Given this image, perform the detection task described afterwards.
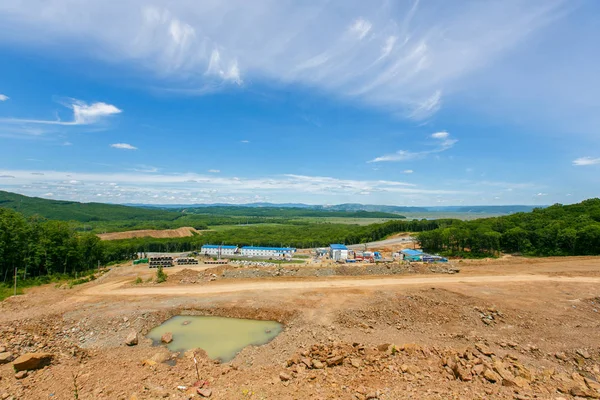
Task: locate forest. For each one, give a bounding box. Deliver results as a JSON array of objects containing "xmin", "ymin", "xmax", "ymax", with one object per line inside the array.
[{"xmin": 417, "ymin": 199, "xmax": 600, "ymax": 257}]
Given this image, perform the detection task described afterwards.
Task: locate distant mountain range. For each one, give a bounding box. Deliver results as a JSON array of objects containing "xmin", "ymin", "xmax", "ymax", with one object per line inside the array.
[{"xmin": 130, "ymin": 202, "xmax": 542, "ymax": 214}]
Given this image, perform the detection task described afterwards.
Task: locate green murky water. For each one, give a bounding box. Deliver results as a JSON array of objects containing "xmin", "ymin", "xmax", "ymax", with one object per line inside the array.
[{"xmin": 147, "ymin": 316, "xmax": 283, "ymax": 362}]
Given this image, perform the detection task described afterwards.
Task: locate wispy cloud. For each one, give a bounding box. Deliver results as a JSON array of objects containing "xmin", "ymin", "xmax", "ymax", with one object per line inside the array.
[
  {"xmin": 0, "ymin": 94, "xmax": 9, "ymax": 101},
  {"xmin": 208, "ymin": 169, "xmax": 220, "ymax": 173},
  {"xmin": 573, "ymin": 156, "xmax": 600, "ymax": 166},
  {"xmin": 0, "ymin": 169, "xmax": 469, "ymax": 204},
  {"xmin": 403, "ymin": 170, "xmax": 414, "ymax": 174},
  {"xmin": 0, "ymin": 99, "xmax": 121, "ymax": 126},
  {"xmin": 110, "ymin": 143, "xmax": 138, "ymax": 150},
  {"xmin": 369, "ymin": 131, "xmax": 457, "ymax": 162},
  {"xmin": 240, "ymin": 140, "xmax": 250, "ymax": 143},
  {"xmin": 349, "ymin": 18, "xmax": 372, "ymax": 40},
  {"xmin": 0, "ymin": 1, "xmax": 569, "ymax": 120}
]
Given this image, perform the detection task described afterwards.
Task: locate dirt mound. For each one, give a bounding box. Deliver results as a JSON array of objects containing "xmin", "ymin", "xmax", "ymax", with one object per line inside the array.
[{"xmin": 98, "ymin": 227, "xmax": 199, "ymax": 240}]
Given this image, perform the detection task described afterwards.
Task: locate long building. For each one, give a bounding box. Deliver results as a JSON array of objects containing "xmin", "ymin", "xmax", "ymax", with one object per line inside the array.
[
  {"xmin": 240, "ymin": 246, "xmax": 296, "ymax": 257},
  {"xmin": 201, "ymin": 245, "xmax": 238, "ymax": 257}
]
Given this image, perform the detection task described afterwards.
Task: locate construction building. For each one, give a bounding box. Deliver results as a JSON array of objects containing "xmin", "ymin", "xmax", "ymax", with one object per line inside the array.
[
  {"xmin": 201, "ymin": 245, "xmax": 238, "ymax": 257},
  {"xmin": 240, "ymin": 246, "xmax": 296, "ymax": 258},
  {"xmin": 329, "ymin": 244, "xmax": 349, "ymax": 261}
]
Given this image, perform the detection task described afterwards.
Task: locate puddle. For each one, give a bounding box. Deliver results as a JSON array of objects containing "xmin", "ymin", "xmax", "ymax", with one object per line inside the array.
[{"xmin": 147, "ymin": 315, "xmax": 283, "ymax": 362}]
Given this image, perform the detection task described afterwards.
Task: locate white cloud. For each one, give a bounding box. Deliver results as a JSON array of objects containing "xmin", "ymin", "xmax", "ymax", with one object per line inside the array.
[
  {"xmin": 63, "ymin": 141, "xmax": 72, "ymax": 146},
  {"xmin": 0, "ymin": 94, "xmax": 9, "ymax": 101},
  {"xmin": 208, "ymin": 169, "xmax": 220, "ymax": 173},
  {"xmin": 430, "ymin": 131, "xmax": 448, "ymax": 139},
  {"xmin": 131, "ymin": 165, "xmax": 159, "ymax": 173},
  {"xmin": 0, "ymin": 99, "xmax": 121, "ymax": 126},
  {"xmin": 403, "ymin": 169, "xmax": 414, "ymax": 174},
  {"xmin": 110, "ymin": 143, "xmax": 137, "ymax": 150},
  {"xmin": 240, "ymin": 140, "xmax": 250, "ymax": 143},
  {"xmin": 573, "ymin": 157, "xmax": 600, "ymax": 166},
  {"xmin": 349, "ymin": 18, "xmax": 372, "ymax": 40},
  {"xmin": 536, "ymin": 192, "xmax": 548, "ymax": 196},
  {"xmin": 0, "ymin": 1, "xmax": 569, "ymax": 121},
  {"xmin": 369, "ymin": 131, "xmax": 457, "ymax": 162}
]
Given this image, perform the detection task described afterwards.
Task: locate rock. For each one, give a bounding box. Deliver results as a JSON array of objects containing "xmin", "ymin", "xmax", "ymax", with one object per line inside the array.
[
  {"xmin": 15, "ymin": 371, "xmax": 28, "ymax": 379},
  {"xmin": 0, "ymin": 352, "xmax": 13, "ymax": 364},
  {"xmin": 585, "ymin": 377, "xmax": 600, "ymax": 392},
  {"xmin": 577, "ymin": 349, "xmax": 591, "ymax": 360},
  {"xmin": 484, "ymin": 369, "xmax": 501, "ymax": 383},
  {"xmin": 475, "ymin": 343, "xmax": 494, "ymax": 356},
  {"xmin": 301, "ymin": 358, "xmax": 312, "ymax": 368},
  {"xmin": 326, "ymin": 355, "xmax": 344, "ymax": 367},
  {"xmin": 125, "ymin": 331, "xmax": 138, "ymax": 346},
  {"xmin": 351, "ymin": 358, "xmax": 361, "ymax": 368},
  {"xmin": 142, "ymin": 359, "xmax": 157, "ymax": 367},
  {"xmin": 161, "ymin": 332, "xmax": 173, "ymax": 344},
  {"xmin": 312, "ymin": 360, "xmax": 324, "ymax": 369},
  {"xmin": 555, "ymin": 352, "xmax": 569, "ymax": 361},
  {"xmin": 472, "ymin": 364, "xmax": 485, "ymax": 376},
  {"xmin": 197, "ymin": 388, "xmax": 212, "ymax": 398},
  {"xmin": 1, "ymin": 393, "xmax": 10, "ymax": 400},
  {"xmin": 377, "ymin": 343, "xmax": 391, "ymax": 352},
  {"xmin": 401, "ymin": 364, "xmax": 420, "ymax": 375},
  {"xmin": 570, "ymin": 385, "xmax": 599, "ymax": 399},
  {"xmin": 12, "ymin": 353, "xmax": 53, "ymax": 371},
  {"xmin": 452, "ymin": 364, "xmax": 472, "ymax": 382},
  {"xmin": 366, "ymin": 392, "xmax": 378, "ymax": 399},
  {"xmin": 279, "ymin": 372, "xmax": 291, "ymax": 381}
]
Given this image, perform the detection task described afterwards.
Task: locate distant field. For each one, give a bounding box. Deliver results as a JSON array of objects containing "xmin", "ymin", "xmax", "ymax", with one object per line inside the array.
[{"xmin": 98, "ymin": 227, "xmax": 200, "ymax": 240}]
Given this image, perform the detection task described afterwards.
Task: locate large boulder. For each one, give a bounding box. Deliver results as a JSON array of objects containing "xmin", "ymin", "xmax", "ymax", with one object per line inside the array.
[
  {"xmin": 12, "ymin": 353, "xmax": 53, "ymax": 371},
  {"xmin": 125, "ymin": 331, "xmax": 138, "ymax": 346}
]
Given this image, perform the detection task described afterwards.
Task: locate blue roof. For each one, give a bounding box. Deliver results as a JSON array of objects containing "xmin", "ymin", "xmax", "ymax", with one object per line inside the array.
[
  {"xmin": 330, "ymin": 244, "xmax": 348, "ymax": 250},
  {"xmin": 201, "ymin": 245, "xmax": 238, "ymax": 249},
  {"xmin": 242, "ymin": 246, "xmax": 296, "ymax": 251},
  {"xmin": 401, "ymin": 249, "xmax": 423, "ymax": 256}
]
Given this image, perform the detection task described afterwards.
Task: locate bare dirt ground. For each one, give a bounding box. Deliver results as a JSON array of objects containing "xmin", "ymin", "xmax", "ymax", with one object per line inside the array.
[
  {"xmin": 98, "ymin": 227, "xmax": 200, "ymax": 240},
  {"xmin": 1, "ymin": 256, "xmax": 600, "ymax": 400}
]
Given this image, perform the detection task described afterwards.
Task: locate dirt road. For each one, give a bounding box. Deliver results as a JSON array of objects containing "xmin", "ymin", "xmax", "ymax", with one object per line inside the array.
[{"xmin": 82, "ymin": 273, "xmax": 600, "ymax": 297}]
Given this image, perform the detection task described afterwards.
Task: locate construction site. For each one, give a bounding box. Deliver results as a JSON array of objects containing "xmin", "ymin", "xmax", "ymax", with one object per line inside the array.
[{"xmin": 1, "ymin": 238, "xmax": 599, "ymax": 399}]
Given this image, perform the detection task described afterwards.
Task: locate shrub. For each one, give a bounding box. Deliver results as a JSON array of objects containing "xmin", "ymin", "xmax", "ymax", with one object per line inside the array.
[
  {"xmin": 134, "ymin": 277, "xmax": 143, "ymax": 284},
  {"xmin": 155, "ymin": 266, "xmax": 167, "ymax": 283}
]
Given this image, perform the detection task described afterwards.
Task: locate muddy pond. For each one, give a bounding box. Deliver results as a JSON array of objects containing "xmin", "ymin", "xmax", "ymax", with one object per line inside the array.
[{"xmin": 147, "ymin": 315, "xmax": 283, "ymax": 362}]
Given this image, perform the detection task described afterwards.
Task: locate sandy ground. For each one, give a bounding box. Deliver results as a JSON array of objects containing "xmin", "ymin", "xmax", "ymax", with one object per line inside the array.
[
  {"xmin": 1, "ymin": 256, "xmax": 600, "ymax": 399},
  {"xmin": 98, "ymin": 227, "xmax": 200, "ymax": 240}
]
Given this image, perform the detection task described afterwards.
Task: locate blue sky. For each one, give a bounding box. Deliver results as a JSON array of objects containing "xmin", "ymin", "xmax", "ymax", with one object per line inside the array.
[{"xmin": 0, "ymin": 0, "xmax": 599, "ymax": 206}]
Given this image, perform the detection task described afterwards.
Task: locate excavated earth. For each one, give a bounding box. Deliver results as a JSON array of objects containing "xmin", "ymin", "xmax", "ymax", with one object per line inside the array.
[{"xmin": 0, "ymin": 256, "xmax": 599, "ymax": 399}]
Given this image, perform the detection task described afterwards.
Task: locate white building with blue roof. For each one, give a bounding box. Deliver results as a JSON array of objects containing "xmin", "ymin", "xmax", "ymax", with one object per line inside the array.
[
  {"xmin": 240, "ymin": 246, "xmax": 296, "ymax": 258},
  {"xmin": 329, "ymin": 244, "xmax": 349, "ymax": 261},
  {"xmin": 201, "ymin": 245, "xmax": 238, "ymax": 257}
]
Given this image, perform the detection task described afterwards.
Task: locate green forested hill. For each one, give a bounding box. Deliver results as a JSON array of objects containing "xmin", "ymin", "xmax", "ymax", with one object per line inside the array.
[
  {"xmin": 0, "ymin": 191, "xmax": 180, "ymax": 222},
  {"xmin": 418, "ymin": 199, "xmax": 600, "ymax": 256}
]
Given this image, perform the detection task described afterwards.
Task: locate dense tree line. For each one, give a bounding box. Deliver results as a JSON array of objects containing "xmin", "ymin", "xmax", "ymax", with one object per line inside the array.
[
  {"xmin": 417, "ymin": 199, "xmax": 600, "ymax": 257},
  {"xmin": 0, "ymin": 208, "xmax": 104, "ymax": 282}
]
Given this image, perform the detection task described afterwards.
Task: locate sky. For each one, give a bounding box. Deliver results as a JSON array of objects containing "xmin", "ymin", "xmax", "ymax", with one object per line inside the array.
[{"xmin": 0, "ymin": 0, "xmax": 599, "ymax": 206}]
